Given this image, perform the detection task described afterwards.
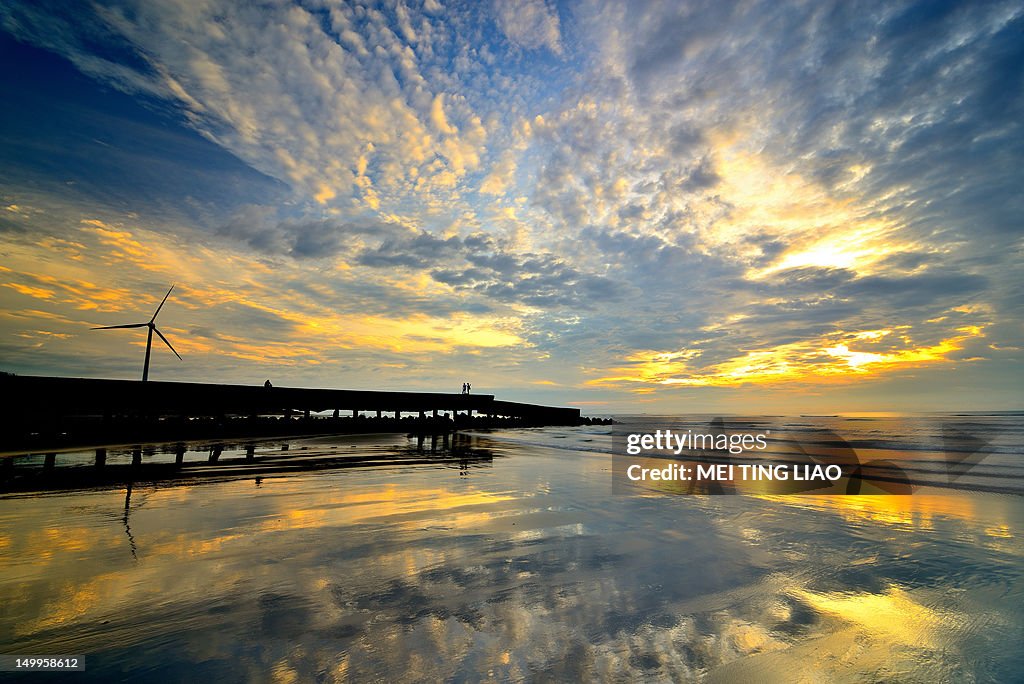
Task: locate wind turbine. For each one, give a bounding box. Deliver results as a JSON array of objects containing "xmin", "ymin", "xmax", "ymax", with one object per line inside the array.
[{"xmin": 92, "ymin": 285, "xmax": 182, "ymax": 381}]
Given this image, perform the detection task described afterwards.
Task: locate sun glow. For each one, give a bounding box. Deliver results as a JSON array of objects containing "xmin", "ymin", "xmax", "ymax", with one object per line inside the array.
[
  {"xmin": 704, "ymin": 142, "xmax": 915, "ymax": 279},
  {"xmin": 590, "ymin": 325, "xmax": 985, "ymax": 389}
]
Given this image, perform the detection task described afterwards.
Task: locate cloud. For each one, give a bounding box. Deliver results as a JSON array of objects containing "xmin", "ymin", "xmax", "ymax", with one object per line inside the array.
[
  {"xmin": 430, "ymin": 93, "xmax": 458, "ymax": 136},
  {"xmin": 1, "ymin": 0, "xmax": 510, "ymax": 219},
  {"xmin": 0, "ymin": 0, "xmax": 1021, "ymax": 409},
  {"xmin": 494, "ymin": 0, "xmax": 564, "ymax": 54}
]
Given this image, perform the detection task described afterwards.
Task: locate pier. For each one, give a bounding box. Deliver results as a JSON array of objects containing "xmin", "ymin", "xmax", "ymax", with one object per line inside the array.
[{"xmin": 0, "ymin": 374, "xmax": 585, "ymax": 458}]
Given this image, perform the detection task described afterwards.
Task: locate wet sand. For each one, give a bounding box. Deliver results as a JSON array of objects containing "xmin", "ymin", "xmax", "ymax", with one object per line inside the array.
[{"xmin": 0, "ymin": 425, "xmax": 1022, "ymax": 681}]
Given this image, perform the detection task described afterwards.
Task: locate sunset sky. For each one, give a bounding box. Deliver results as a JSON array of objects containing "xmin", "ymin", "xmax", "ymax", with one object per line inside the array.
[{"xmin": 1, "ymin": 0, "xmax": 1021, "ymax": 413}]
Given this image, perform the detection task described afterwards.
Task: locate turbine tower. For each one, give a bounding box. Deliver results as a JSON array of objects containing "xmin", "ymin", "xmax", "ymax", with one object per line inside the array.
[{"xmin": 92, "ymin": 285, "xmax": 182, "ymax": 381}]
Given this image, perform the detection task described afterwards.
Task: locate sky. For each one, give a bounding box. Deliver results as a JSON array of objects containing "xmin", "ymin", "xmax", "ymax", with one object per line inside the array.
[{"xmin": 0, "ymin": 0, "xmax": 1021, "ymax": 414}]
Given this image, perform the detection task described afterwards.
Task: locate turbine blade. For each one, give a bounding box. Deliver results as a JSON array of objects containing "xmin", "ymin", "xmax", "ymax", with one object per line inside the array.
[
  {"xmin": 154, "ymin": 327, "xmax": 182, "ymax": 360},
  {"xmin": 91, "ymin": 323, "xmax": 147, "ymax": 330},
  {"xmin": 150, "ymin": 284, "xmax": 174, "ymax": 322}
]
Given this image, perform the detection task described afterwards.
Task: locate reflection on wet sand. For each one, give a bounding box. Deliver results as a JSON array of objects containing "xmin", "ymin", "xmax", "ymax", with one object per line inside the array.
[
  {"xmin": 762, "ymin": 491, "xmax": 999, "ymax": 527},
  {"xmin": 0, "ymin": 429, "xmax": 1021, "ymax": 682},
  {"xmin": 1, "ymin": 432, "xmax": 494, "ymax": 495}
]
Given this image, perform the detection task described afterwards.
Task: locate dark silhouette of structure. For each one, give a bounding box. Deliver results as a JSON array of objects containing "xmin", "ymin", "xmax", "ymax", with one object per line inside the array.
[
  {"xmin": 0, "ymin": 374, "xmax": 588, "ymax": 455},
  {"xmin": 91, "ymin": 285, "xmax": 181, "ymax": 381}
]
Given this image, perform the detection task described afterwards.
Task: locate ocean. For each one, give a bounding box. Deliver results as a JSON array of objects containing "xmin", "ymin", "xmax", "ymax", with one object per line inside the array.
[{"xmin": 1, "ymin": 413, "xmax": 1022, "ymax": 681}]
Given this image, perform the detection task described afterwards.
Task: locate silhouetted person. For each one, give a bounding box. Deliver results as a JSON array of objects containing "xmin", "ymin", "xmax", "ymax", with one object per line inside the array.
[
  {"xmin": 462, "ymin": 382, "xmax": 467, "ymax": 394},
  {"xmin": 264, "ymin": 379, "xmax": 272, "ymax": 388},
  {"xmin": 467, "ymin": 383, "xmax": 471, "ymax": 394}
]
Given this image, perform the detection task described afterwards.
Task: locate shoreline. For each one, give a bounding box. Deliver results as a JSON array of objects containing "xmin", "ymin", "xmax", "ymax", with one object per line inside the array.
[
  {"xmin": 0, "ymin": 431, "xmax": 497, "ymax": 495},
  {"xmin": 0, "ymin": 429, "xmax": 413, "ymax": 459},
  {"xmin": 1, "ymin": 413, "xmax": 612, "ymax": 457}
]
